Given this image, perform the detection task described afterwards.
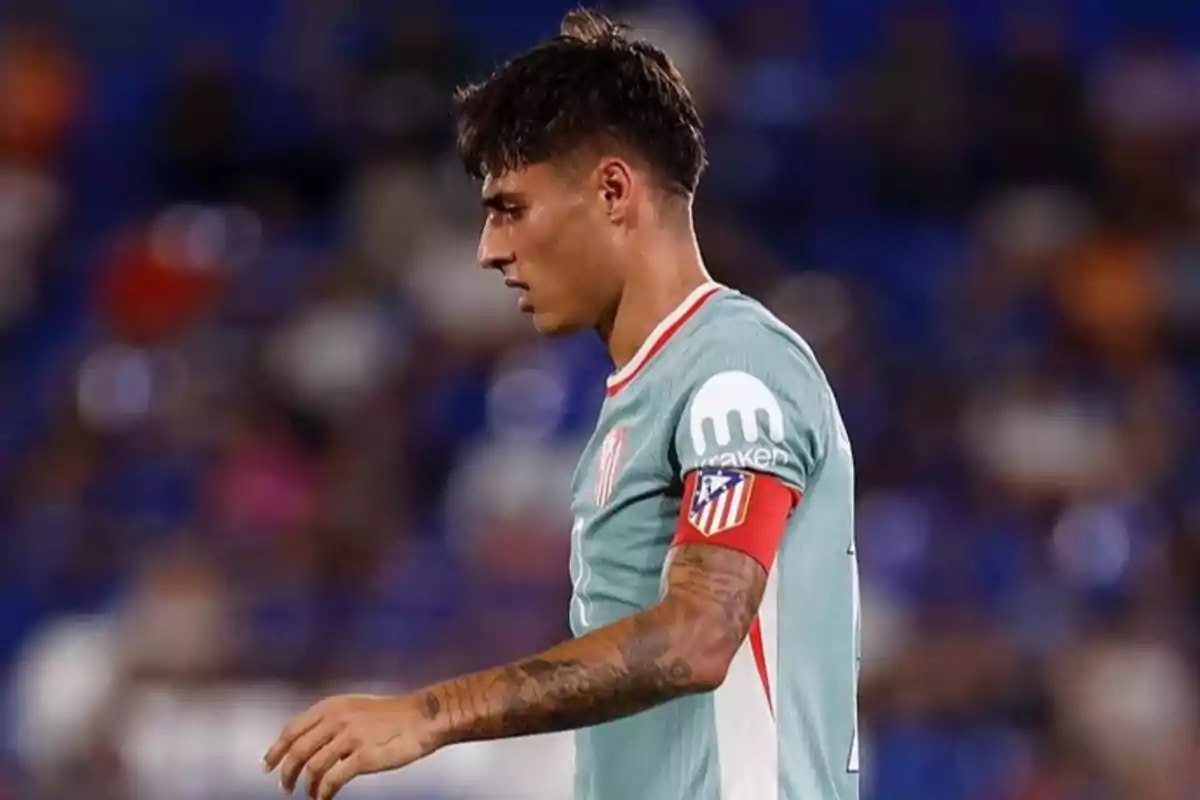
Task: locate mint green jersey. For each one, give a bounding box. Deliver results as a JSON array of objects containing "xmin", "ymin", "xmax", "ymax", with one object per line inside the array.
[{"xmin": 569, "ymin": 283, "xmax": 860, "ymax": 800}]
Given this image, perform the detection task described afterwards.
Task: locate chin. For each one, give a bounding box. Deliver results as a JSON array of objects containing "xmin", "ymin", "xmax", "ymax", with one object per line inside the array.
[{"xmin": 530, "ymin": 309, "xmax": 587, "ymax": 336}]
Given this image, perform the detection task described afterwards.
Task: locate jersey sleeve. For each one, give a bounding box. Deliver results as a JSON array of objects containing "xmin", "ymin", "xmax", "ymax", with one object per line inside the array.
[
  {"xmin": 672, "ymin": 326, "xmax": 827, "ymax": 492},
  {"xmin": 669, "ymin": 326, "xmax": 829, "ymax": 570}
]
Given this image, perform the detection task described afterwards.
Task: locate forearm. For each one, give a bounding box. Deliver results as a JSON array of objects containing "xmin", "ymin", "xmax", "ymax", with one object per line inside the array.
[
  {"xmin": 261, "ymin": 547, "xmax": 768, "ymax": 798},
  {"xmin": 422, "ymin": 601, "xmax": 721, "ymax": 745}
]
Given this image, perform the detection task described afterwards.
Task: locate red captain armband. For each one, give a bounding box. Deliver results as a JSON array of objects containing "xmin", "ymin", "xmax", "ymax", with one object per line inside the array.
[{"xmin": 672, "ymin": 468, "xmax": 801, "ymax": 572}]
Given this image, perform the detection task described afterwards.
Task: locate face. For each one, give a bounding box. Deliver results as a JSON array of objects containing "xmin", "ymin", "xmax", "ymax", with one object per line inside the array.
[{"xmin": 477, "ymin": 160, "xmax": 628, "ymax": 335}]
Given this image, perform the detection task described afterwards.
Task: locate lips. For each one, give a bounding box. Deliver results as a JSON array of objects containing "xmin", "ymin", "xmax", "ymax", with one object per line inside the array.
[{"xmin": 504, "ymin": 277, "xmax": 533, "ymax": 312}]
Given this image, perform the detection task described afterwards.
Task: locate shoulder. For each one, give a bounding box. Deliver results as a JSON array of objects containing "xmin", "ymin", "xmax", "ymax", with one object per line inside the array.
[
  {"xmin": 666, "ymin": 290, "xmax": 834, "ymax": 484},
  {"xmin": 676, "ymin": 289, "xmax": 831, "ymax": 399}
]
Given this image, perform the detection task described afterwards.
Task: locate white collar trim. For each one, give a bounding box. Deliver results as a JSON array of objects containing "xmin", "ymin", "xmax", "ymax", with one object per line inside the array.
[{"xmin": 606, "ymin": 281, "xmax": 723, "ymax": 388}]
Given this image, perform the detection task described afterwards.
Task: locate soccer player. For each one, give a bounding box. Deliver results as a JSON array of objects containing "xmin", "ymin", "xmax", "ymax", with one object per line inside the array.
[{"xmin": 263, "ymin": 9, "xmax": 859, "ymax": 800}]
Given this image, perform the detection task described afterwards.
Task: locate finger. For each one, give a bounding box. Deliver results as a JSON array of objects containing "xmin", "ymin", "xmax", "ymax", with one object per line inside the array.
[
  {"xmin": 279, "ymin": 724, "xmax": 337, "ymax": 794},
  {"xmin": 306, "ymin": 736, "xmax": 356, "ymax": 800},
  {"xmin": 264, "ymin": 708, "xmax": 323, "ymax": 771},
  {"xmin": 317, "ymin": 755, "xmax": 361, "ymax": 800}
]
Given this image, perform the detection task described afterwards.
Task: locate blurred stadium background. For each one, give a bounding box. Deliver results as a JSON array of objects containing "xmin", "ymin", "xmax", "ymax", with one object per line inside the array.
[{"xmin": 1, "ymin": 0, "xmax": 1199, "ymax": 798}]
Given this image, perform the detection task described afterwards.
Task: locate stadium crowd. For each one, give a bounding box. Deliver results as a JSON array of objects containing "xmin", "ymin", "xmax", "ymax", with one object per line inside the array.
[{"xmin": 1, "ymin": 1, "xmax": 1199, "ymax": 798}]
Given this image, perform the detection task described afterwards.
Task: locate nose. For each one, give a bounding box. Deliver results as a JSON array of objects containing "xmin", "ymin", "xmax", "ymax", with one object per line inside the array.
[
  {"xmin": 477, "ymin": 226, "xmax": 515, "ymax": 273},
  {"xmin": 481, "ymin": 251, "xmax": 515, "ymax": 273}
]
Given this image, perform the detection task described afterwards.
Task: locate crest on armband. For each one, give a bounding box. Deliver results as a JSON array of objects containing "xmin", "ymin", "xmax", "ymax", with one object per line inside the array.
[{"xmin": 688, "ymin": 467, "xmax": 756, "ymax": 536}]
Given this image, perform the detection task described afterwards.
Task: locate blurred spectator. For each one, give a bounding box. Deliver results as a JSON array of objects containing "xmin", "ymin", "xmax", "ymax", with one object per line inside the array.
[
  {"xmin": 96, "ymin": 205, "xmax": 262, "ymax": 344},
  {"xmin": 1091, "ymin": 32, "xmax": 1199, "ymax": 233},
  {"xmin": 266, "ymin": 268, "xmax": 399, "ymax": 421},
  {"xmin": 0, "ymin": 21, "xmax": 76, "ymax": 341},
  {"xmin": 0, "ymin": 166, "xmax": 61, "ymax": 338},
  {"xmin": 859, "ymin": 3, "xmax": 972, "ymax": 217},
  {"xmin": 153, "ymin": 52, "xmax": 242, "ymax": 203},
  {"xmin": 0, "ymin": 22, "xmax": 80, "ymax": 167},
  {"xmin": 208, "ymin": 396, "xmax": 321, "ymax": 542},
  {"xmin": 356, "ymin": 10, "xmax": 472, "ymax": 160},
  {"xmin": 1053, "ymin": 226, "xmax": 1163, "ymax": 368},
  {"xmin": 1053, "ymin": 627, "xmax": 1197, "ymax": 797},
  {"xmin": 975, "ymin": 11, "xmax": 1099, "ymax": 196},
  {"xmin": 117, "ymin": 543, "xmax": 236, "ymax": 681}
]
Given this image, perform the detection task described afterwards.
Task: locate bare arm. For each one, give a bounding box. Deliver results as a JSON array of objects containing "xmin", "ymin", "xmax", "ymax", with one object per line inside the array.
[
  {"xmin": 424, "ymin": 543, "xmax": 766, "ymax": 745},
  {"xmin": 264, "ymin": 539, "xmax": 782, "ymax": 799}
]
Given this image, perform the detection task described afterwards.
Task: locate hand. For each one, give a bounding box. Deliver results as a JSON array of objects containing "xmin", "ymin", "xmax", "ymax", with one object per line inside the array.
[{"xmin": 262, "ymin": 693, "xmax": 445, "ymax": 800}]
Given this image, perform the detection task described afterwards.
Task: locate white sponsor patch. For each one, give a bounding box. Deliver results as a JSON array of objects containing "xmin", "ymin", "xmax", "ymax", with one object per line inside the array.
[{"xmin": 689, "ymin": 371, "xmax": 785, "ymax": 456}]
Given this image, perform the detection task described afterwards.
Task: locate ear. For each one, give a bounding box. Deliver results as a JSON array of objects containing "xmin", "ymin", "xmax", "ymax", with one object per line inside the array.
[{"xmin": 596, "ymin": 157, "xmax": 635, "ymax": 223}]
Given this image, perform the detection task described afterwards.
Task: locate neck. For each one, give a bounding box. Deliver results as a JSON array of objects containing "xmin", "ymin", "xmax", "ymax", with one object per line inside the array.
[{"xmin": 600, "ymin": 222, "xmax": 710, "ymax": 374}]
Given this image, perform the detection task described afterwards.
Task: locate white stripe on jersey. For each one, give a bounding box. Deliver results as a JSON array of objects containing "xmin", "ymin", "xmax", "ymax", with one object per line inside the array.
[
  {"xmin": 761, "ymin": 565, "xmax": 780, "ymax": 715},
  {"xmin": 713, "ymin": 567, "xmax": 779, "ymax": 800}
]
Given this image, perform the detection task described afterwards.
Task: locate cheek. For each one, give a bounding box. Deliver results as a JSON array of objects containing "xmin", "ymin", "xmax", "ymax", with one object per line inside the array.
[
  {"xmin": 549, "ymin": 241, "xmax": 598, "ymax": 296},
  {"xmin": 526, "ymin": 222, "xmax": 578, "ymax": 280},
  {"xmin": 519, "ymin": 211, "xmax": 561, "ymax": 263},
  {"xmin": 525, "ymin": 204, "xmax": 608, "ymax": 298}
]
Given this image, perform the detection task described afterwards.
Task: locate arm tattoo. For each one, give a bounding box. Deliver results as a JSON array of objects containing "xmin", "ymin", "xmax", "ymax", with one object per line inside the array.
[
  {"xmin": 421, "ymin": 691, "xmax": 441, "ymax": 721},
  {"xmin": 428, "ymin": 545, "xmax": 766, "ymax": 744},
  {"xmin": 665, "ymin": 546, "xmax": 763, "ymax": 656}
]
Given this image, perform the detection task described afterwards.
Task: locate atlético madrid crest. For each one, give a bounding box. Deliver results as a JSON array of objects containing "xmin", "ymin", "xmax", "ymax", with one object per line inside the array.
[
  {"xmin": 689, "ymin": 468, "xmax": 756, "ymax": 536},
  {"xmin": 594, "ymin": 426, "xmax": 627, "ymax": 507}
]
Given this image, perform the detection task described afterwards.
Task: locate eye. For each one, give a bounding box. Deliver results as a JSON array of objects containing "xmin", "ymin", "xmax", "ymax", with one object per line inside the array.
[
  {"xmin": 483, "ymin": 195, "xmax": 527, "ymax": 224},
  {"xmin": 500, "ymin": 204, "xmax": 526, "ymax": 222}
]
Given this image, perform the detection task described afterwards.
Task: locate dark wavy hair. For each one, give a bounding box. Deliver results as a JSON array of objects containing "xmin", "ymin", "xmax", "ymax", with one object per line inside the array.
[{"xmin": 453, "ymin": 8, "xmax": 707, "ymax": 196}]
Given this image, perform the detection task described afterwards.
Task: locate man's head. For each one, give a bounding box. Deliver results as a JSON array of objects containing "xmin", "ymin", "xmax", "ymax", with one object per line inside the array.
[{"xmin": 454, "ymin": 9, "xmax": 707, "ymax": 334}]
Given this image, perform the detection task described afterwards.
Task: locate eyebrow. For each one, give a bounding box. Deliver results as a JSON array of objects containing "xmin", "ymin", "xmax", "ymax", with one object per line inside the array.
[{"xmin": 481, "ymin": 191, "xmax": 520, "ymax": 211}]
